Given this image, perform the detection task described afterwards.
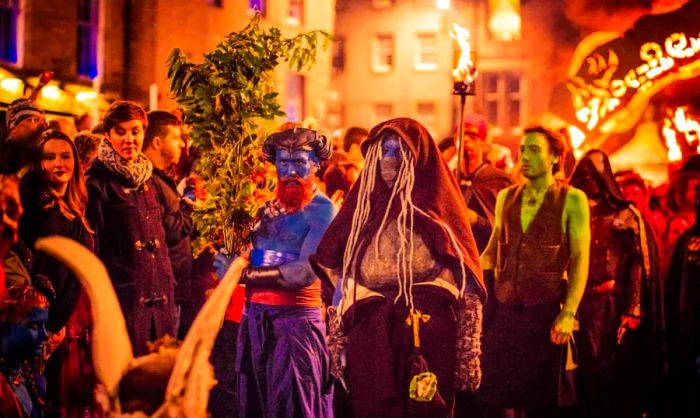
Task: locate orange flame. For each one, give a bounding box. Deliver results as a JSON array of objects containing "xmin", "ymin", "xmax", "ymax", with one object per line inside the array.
[
  {"xmin": 662, "ymin": 107, "xmax": 700, "ymax": 162},
  {"xmin": 451, "ymin": 24, "xmax": 477, "ymax": 84}
]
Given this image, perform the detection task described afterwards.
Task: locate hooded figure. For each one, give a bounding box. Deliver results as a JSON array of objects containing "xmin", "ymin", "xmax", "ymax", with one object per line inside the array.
[
  {"xmin": 312, "ymin": 118, "xmax": 485, "ymax": 418},
  {"xmin": 665, "ymin": 183, "xmax": 700, "ymax": 418},
  {"xmin": 569, "ymin": 149, "xmax": 664, "ymax": 418}
]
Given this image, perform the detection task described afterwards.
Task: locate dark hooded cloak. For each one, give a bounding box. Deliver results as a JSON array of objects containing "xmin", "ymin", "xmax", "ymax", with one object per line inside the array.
[{"xmin": 313, "ymin": 118, "xmax": 485, "ymax": 299}]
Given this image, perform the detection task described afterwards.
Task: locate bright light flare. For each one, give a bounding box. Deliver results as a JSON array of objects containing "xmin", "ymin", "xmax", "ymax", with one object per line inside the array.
[
  {"xmin": 436, "ymin": 0, "xmax": 451, "ymax": 10},
  {"xmin": 488, "ymin": 0, "xmax": 521, "ymax": 42},
  {"xmin": 41, "ymin": 85, "xmax": 62, "ymax": 101},
  {"xmin": 568, "ymin": 125, "xmax": 586, "ymax": 149},
  {"xmin": 451, "ymin": 24, "xmax": 477, "ymax": 84},
  {"xmin": 0, "ymin": 78, "xmax": 23, "ymax": 95},
  {"xmin": 76, "ymin": 91, "xmax": 98, "ymax": 102}
]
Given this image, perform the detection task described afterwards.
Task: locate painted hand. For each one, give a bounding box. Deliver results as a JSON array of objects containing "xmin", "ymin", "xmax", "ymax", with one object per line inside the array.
[
  {"xmin": 213, "ymin": 251, "xmax": 233, "ymax": 280},
  {"xmin": 616, "ymin": 315, "xmax": 641, "ymax": 345},
  {"xmin": 550, "ymin": 310, "xmax": 575, "ymax": 345}
]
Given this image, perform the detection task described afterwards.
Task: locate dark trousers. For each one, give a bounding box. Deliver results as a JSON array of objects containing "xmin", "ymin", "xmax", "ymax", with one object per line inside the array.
[{"xmin": 209, "ymin": 320, "xmax": 240, "ymax": 418}]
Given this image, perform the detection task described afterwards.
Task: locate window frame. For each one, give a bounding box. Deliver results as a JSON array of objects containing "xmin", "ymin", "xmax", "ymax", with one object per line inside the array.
[
  {"xmin": 77, "ymin": 0, "xmax": 99, "ymax": 79},
  {"xmin": 372, "ymin": 34, "xmax": 394, "ymax": 74},
  {"xmin": 287, "ymin": 0, "xmax": 304, "ymax": 26},
  {"xmin": 481, "ymin": 71, "xmax": 524, "ymax": 137},
  {"xmin": 414, "ymin": 33, "xmax": 438, "ymax": 72},
  {"xmin": 0, "ymin": 0, "xmax": 22, "ymax": 65}
]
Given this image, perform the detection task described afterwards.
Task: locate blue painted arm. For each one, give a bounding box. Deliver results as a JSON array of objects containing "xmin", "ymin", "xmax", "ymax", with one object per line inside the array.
[{"xmin": 278, "ymin": 199, "xmax": 336, "ymax": 290}]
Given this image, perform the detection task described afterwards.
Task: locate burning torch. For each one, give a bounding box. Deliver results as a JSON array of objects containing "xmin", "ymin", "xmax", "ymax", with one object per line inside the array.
[{"xmin": 451, "ymin": 24, "xmax": 477, "ymax": 182}]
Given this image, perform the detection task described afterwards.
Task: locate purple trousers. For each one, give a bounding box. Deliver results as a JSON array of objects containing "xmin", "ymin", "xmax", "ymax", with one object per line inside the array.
[{"xmin": 236, "ymin": 303, "xmax": 333, "ymax": 418}]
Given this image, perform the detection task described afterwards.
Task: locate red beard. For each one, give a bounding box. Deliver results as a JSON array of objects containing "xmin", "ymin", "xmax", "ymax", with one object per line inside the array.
[{"xmin": 277, "ymin": 176, "xmax": 314, "ymax": 213}]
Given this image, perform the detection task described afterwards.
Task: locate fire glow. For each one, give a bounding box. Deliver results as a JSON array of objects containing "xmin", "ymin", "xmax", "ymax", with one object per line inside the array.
[
  {"xmin": 451, "ymin": 23, "xmax": 477, "ymax": 94},
  {"xmin": 662, "ymin": 107, "xmax": 700, "ymax": 162},
  {"xmin": 569, "ymin": 31, "xmax": 700, "ymax": 132}
]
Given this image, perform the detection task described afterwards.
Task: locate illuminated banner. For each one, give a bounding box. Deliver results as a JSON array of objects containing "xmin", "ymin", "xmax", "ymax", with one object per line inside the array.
[{"xmin": 550, "ymin": 0, "xmax": 700, "ymax": 141}]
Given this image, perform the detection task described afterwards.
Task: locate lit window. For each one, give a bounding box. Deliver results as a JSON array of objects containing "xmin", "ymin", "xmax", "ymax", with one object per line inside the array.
[
  {"xmin": 373, "ymin": 103, "xmax": 393, "ymax": 125},
  {"xmin": 482, "ymin": 72, "xmax": 523, "ymax": 137},
  {"xmin": 415, "ymin": 33, "xmax": 438, "ymax": 71},
  {"xmin": 372, "ymin": 0, "xmax": 394, "ymax": 9},
  {"xmin": 77, "ymin": 0, "xmax": 99, "ymax": 78},
  {"xmin": 285, "ymin": 73, "xmax": 305, "ymax": 122},
  {"xmin": 372, "ymin": 34, "xmax": 394, "ymax": 74},
  {"xmin": 332, "ymin": 38, "xmax": 345, "ymax": 74},
  {"xmin": 249, "ymin": 0, "xmax": 266, "ymax": 15},
  {"xmin": 288, "ymin": 0, "xmax": 303, "ymax": 25},
  {"xmin": 208, "ymin": 0, "xmax": 223, "ymax": 7},
  {"xmin": 417, "ymin": 102, "xmax": 437, "ymax": 136},
  {"xmin": 0, "ymin": 0, "xmax": 20, "ymax": 64}
]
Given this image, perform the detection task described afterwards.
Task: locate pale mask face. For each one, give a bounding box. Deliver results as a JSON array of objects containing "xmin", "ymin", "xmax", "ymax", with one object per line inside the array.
[{"xmin": 379, "ymin": 131, "xmax": 407, "ymax": 189}]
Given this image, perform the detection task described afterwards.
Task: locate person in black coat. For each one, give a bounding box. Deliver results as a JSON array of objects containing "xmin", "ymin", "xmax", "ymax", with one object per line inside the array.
[
  {"xmin": 85, "ymin": 101, "xmax": 177, "ymax": 356},
  {"xmin": 142, "ymin": 110, "xmax": 194, "ymax": 337},
  {"xmin": 18, "ymin": 129, "xmax": 98, "ymax": 417}
]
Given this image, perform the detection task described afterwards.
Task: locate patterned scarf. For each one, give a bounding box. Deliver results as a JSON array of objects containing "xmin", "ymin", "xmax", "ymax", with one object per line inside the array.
[{"xmin": 97, "ymin": 139, "xmax": 153, "ymax": 187}]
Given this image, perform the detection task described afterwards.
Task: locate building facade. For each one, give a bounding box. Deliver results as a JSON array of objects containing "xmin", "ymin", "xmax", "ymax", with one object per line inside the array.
[
  {"xmin": 0, "ymin": 0, "xmax": 336, "ymax": 128},
  {"xmin": 331, "ymin": 0, "xmax": 579, "ymax": 148}
]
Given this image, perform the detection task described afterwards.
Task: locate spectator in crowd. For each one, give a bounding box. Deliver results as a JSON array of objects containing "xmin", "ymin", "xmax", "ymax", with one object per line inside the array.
[
  {"xmin": 47, "ymin": 118, "xmax": 77, "ymax": 140},
  {"xmin": 18, "ymin": 129, "xmax": 99, "ymax": 417},
  {"xmin": 85, "ymin": 100, "xmax": 178, "ymax": 355},
  {"xmin": 342, "ymin": 126, "xmax": 368, "ymax": 168},
  {"xmin": 75, "ymin": 114, "xmax": 93, "ymax": 132},
  {"xmin": 452, "ymin": 114, "xmax": 513, "ymax": 417},
  {"xmin": 74, "ymin": 130, "xmax": 102, "ymax": 172},
  {"xmin": 143, "ymin": 110, "xmax": 193, "ymax": 335},
  {"xmin": 1, "ymin": 99, "xmax": 48, "ymax": 303}
]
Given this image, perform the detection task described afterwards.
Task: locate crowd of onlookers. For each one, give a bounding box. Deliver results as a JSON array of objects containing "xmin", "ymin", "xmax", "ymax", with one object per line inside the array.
[{"xmin": 1, "ymin": 93, "xmax": 699, "ymax": 418}]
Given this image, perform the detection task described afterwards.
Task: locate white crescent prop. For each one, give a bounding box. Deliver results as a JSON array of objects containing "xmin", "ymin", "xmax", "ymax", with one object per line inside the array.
[
  {"xmin": 158, "ymin": 256, "xmax": 247, "ymax": 418},
  {"xmin": 34, "ymin": 236, "xmax": 134, "ymax": 398}
]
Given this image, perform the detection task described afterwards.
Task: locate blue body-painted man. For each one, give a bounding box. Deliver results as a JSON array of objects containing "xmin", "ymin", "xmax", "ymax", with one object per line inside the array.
[
  {"xmin": 233, "ymin": 127, "xmax": 335, "ymax": 418},
  {"xmin": 0, "ymin": 285, "xmax": 50, "ymax": 418}
]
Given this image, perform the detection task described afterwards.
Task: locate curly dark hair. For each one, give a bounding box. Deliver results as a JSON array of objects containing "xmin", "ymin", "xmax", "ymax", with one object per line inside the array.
[{"xmin": 523, "ymin": 125, "xmax": 567, "ymax": 174}]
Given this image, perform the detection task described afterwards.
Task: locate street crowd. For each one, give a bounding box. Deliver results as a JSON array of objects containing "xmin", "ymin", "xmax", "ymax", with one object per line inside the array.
[{"xmin": 0, "ymin": 96, "xmax": 699, "ymax": 418}]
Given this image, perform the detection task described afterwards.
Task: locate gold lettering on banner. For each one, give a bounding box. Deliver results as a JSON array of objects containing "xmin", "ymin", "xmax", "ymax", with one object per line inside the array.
[{"xmin": 568, "ymin": 31, "xmax": 700, "ymax": 131}]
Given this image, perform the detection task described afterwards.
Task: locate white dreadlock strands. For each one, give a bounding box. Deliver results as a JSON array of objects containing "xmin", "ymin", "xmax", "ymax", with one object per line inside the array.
[
  {"xmin": 340, "ymin": 137, "xmax": 469, "ymax": 317},
  {"xmin": 340, "ymin": 141, "xmax": 381, "ymax": 306}
]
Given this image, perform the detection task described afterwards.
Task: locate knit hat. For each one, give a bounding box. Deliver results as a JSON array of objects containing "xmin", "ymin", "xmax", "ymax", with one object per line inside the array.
[{"xmin": 6, "ymin": 98, "xmax": 43, "ymax": 133}]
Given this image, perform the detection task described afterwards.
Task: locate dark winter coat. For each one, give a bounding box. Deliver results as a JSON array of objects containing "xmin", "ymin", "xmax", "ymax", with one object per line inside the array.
[
  {"xmin": 151, "ymin": 168, "xmax": 194, "ymax": 305},
  {"xmin": 18, "ymin": 183, "xmax": 94, "ymax": 333},
  {"xmin": 85, "ymin": 160, "xmax": 176, "ymax": 355}
]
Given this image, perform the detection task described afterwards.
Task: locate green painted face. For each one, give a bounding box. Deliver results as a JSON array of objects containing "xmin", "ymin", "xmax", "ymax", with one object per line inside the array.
[{"xmin": 519, "ymin": 132, "xmax": 558, "ymax": 180}]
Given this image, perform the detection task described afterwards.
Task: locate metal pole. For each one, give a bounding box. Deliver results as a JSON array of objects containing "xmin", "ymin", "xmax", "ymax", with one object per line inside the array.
[{"xmin": 456, "ymin": 93, "xmax": 467, "ymax": 182}]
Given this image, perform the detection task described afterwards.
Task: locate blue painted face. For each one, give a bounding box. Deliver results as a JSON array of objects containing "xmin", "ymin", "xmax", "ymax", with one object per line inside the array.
[
  {"xmin": 275, "ymin": 149, "xmax": 319, "ymax": 181},
  {"xmin": 379, "ymin": 132, "xmax": 406, "ymax": 188},
  {"xmin": 6, "ymin": 308, "xmax": 49, "ymax": 357}
]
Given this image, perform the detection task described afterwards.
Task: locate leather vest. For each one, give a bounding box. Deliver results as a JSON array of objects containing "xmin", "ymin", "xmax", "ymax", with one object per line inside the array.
[{"xmin": 494, "ymin": 183, "xmax": 571, "ymax": 306}]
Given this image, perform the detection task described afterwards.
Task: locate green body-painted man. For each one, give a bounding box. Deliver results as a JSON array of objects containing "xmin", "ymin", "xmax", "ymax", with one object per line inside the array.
[{"xmin": 478, "ymin": 126, "xmax": 590, "ymax": 415}]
